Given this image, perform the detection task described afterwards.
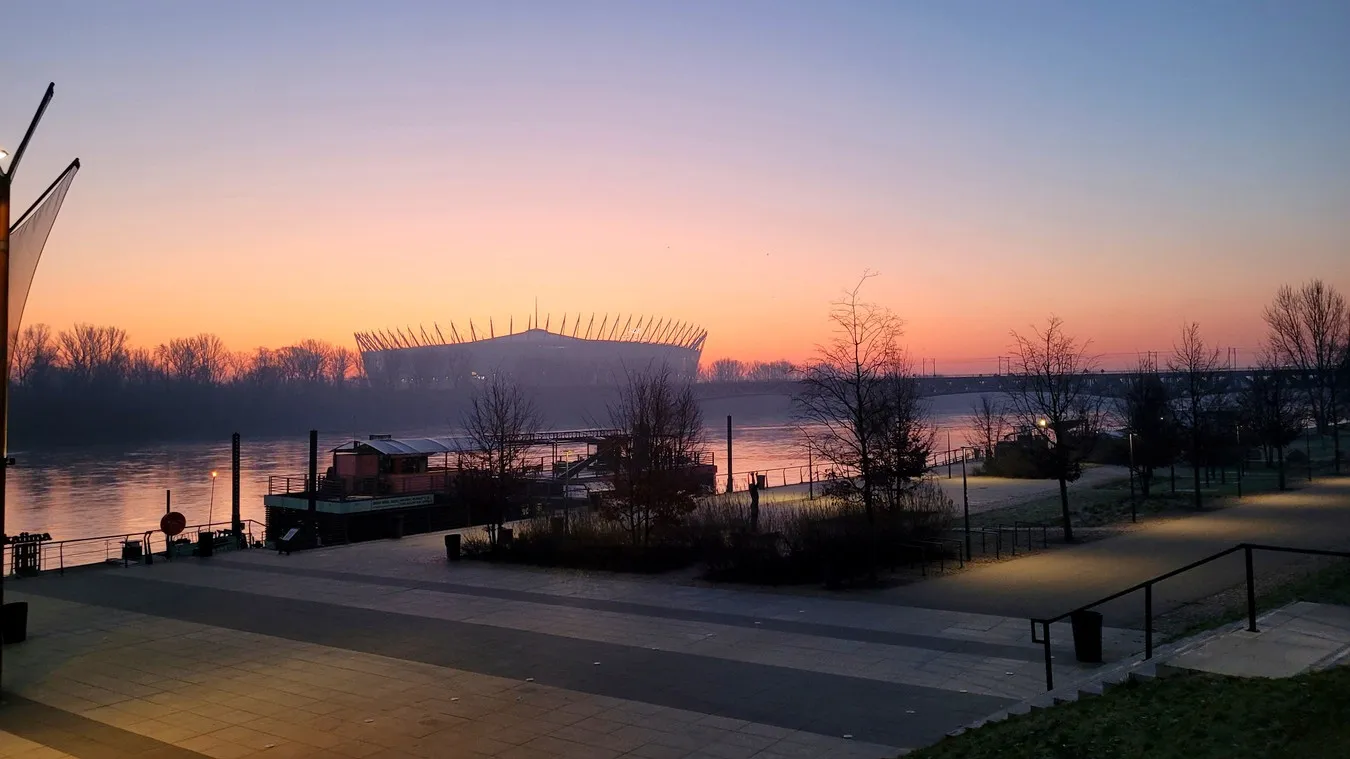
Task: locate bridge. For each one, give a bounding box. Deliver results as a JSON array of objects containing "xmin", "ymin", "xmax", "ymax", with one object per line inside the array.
[{"xmin": 692, "ymin": 368, "xmax": 1262, "ymax": 401}]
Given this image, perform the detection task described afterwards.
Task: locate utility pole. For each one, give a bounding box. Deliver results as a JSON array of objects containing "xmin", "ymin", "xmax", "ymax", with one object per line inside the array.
[{"xmin": 725, "ymin": 415, "xmax": 733, "ymax": 493}]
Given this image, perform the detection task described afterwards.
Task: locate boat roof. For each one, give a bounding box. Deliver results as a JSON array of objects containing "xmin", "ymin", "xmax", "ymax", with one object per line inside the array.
[{"xmin": 335, "ymin": 428, "xmax": 625, "ymax": 456}]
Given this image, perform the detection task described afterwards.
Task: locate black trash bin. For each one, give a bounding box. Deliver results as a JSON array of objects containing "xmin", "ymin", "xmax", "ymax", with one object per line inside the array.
[
  {"xmin": 1070, "ymin": 609, "xmax": 1104, "ymax": 663},
  {"xmin": 2, "ymin": 601, "xmax": 29, "ymax": 644},
  {"xmin": 498, "ymin": 527, "xmax": 514, "ymax": 549},
  {"xmin": 444, "ymin": 533, "xmax": 461, "ymax": 561},
  {"xmin": 392, "ymin": 514, "xmax": 405, "ymax": 540},
  {"xmin": 197, "ymin": 531, "xmax": 214, "ymax": 558}
]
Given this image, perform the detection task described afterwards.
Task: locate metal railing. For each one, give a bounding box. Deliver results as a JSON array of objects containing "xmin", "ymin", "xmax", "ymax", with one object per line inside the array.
[
  {"xmin": 724, "ymin": 465, "xmax": 825, "ymax": 493},
  {"xmin": 3, "ymin": 519, "xmax": 266, "ymax": 576},
  {"xmin": 1029, "ymin": 542, "xmax": 1350, "ymax": 691}
]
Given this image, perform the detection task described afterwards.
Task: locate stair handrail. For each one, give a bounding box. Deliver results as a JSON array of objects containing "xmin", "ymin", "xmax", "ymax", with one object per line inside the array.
[{"xmin": 1029, "ymin": 542, "xmax": 1350, "ymax": 691}]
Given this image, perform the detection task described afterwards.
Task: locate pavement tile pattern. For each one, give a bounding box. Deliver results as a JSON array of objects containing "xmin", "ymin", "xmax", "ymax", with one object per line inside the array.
[{"xmin": 1, "ymin": 531, "xmax": 1131, "ymax": 758}]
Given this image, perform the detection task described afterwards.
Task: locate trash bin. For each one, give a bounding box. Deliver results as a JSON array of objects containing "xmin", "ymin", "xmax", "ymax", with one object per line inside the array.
[
  {"xmin": 2, "ymin": 601, "xmax": 29, "ymax": 644},
  {"xmin": 121, "ymin": 540, "xmax": 142, "ymax": 563},
  {"xmin": 444, "ymin": 533, "xmax": 461, "ymax": 561},
  {"xmin": 197, "ymin": 531, "xmax": 214, "ymax": 558},
  {"xmin": 551, "ymin": 516, "xmax": 567, "ymax": 535},
  {"xmin": 1070, "ymin": 610, "xmax": 1104, "ymax": 663},
  {"xmin": 755, "ymin": 474, "xmax": 768, "ymax": 489},
  {"xmin": 392, "ymin": 514, "xmax": 405, "ymax": 540},
  {"xmin": 498, "ymin": 527, "xmax": 514, "ymax": 549}
]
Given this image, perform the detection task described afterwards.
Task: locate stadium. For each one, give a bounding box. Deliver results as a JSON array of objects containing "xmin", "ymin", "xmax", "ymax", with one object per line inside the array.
[{"xmin": 355, "ymin": 313, "xmax": 707, "ymax": 388}]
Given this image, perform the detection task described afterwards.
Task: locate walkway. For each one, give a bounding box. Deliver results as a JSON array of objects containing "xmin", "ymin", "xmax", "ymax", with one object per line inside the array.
[
  {"xmin": 877, "ymin": 477, "xmax": 1350, "ymax": 625},
  {"xmin": 2, "ymin": 539, "xmax": 1135, "ymax": 758}
]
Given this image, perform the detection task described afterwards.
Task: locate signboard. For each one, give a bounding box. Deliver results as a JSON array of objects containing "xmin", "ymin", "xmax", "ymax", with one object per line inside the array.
[
  {"xmin": 160, "ymin": 511, "xmax": 187, "ymax": 537},
  {"xmin": 282, "ymin": 527, "xmax": 301, "ymax": 543}
]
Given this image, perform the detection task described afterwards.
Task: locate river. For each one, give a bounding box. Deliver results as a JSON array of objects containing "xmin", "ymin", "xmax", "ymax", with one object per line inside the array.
[{"xmin": 5, "ymin": 393, "xmax": 990, "ymax": 541}]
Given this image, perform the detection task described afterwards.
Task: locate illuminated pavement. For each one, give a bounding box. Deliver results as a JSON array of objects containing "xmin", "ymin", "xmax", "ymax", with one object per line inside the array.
[
  {"xmin": 1, "ymin": 539, "xmax": 1136, "ymax": 758},
  {"xmin": 726, "ymin": 465, "xmax": 1130, "ymax": 514},
  {"xmin": 878, "ymin": 478, "xmax": 1350, "ymax": 624},
  {"xmin": 8, "ymin": 477, "xmax": 1343, "ymax": 758}
]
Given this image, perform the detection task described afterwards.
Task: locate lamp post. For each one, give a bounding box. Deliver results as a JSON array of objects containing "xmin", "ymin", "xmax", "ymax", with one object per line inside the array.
[
  {"xmin": 1236, "ymin": 424, "xmax": 1243, "ymax": 500},
  {"xmin": 1306, "ymin": 418, "xmax": 1314, "ymax": 482},
  {"xmin": 207, "ymin": 470, "xmax": 218, "ymax": 526},
  {"xmin": 960, "ymin": 446, "xmax": 972, "ymax": 562},
  {"xmin": 1128, "ymin": 432, "xmax": 1137, "ymax": 523}
]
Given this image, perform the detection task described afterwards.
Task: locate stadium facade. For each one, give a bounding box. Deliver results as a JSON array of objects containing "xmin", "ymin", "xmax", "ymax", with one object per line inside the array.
[{"xmin": 355, "ymin": 314, "xmax": 706, "ymax": 388}]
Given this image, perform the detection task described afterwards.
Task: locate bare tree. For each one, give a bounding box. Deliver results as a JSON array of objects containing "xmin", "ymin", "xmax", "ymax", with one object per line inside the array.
[
  {"xmin": 746, "ymin": 360, "xmax": 796, "ymax": 381},
  {"xmin": 1264, "ymin": 280, "xmax": 1349, "ymax": 473},
  {"xmin": 236, "ymin": 348, "xmax": 285, "ymax": 387},
  {"xmin": 964, "ymin": 395, "xmax": 1008, "ymax": 461},
  {"xmin": 127, "ymin": 347, "xmax": 162, "ymax": 386},
  {"xmin": 1168, "ymin": 322, "xmax": 1228, "ymax": 509},
  {"xmin": 875, "ymin": 356, "xmax": 936, "ymax": 510},
  {"xmin": 281, "ymin": 339, "xmax": 333, "ymax": 383},
  {"xmin": 794, "ymin": 273, "xmax": 904, "ymax": 527},
  {"xmin": 1005, "ymin": 316, "xmax": 1106, "ymax": 542},
  {"xmin": 329, "ymin": 346, "xmax": 358, "ymax": 385},
  {"xmin": 58, "ymin": 324, "xmax": 130, "ymax": 386},
  {"xmin": 603, "ymin": 365, "xmax": 706, "ymax": 546},
  {"xmin": 460, "ymin": 373, "xmax": 542, "ymax": 550},
  {"xmin": 1240, "ymin": 352, "xmax": 1306, "ymax": 491},
  {"xmin": 706, "ymin": 358, "xmax": 746, "ymax": 383},
  {"xmin": 156, "ymin": 333, "xmax": 229, "ymax": 384},
  {"xmin": 1117, "ymin": 361, "xmax": 1178, "ymax": 498},
  {"xmin": 10, "ymin": 324, "xmax": 58, "ymax": 386}
]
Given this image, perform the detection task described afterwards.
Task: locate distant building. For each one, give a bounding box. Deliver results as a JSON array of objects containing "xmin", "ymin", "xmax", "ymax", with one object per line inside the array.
[{"xmin": 355, "ymin": 315, "xmax": 706, "ymax": 388}]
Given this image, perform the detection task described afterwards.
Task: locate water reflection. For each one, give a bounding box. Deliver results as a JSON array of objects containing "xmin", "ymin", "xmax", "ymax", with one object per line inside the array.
[{"xmin": 7, "ymin": 393, "xmax": 985, "ymax": 540}]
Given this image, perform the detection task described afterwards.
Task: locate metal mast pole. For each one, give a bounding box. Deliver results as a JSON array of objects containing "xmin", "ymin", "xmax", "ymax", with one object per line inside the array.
[{"xmin": 1, "ymin": 82, "xmax": 58, "ymax": 690}]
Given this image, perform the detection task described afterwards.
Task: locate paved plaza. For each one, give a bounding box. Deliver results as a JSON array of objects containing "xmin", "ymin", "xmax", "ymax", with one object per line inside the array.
[
  {"xmin": 0, "ymin": 534, "xmax": 1134, "ymax": 758},
  {"xmin": 5, "ymin": 476, "xmax": 1349, "ymax": 758}
]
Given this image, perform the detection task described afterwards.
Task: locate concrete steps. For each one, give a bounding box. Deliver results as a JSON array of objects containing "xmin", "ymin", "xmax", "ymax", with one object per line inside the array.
[{"xmin": 943, "ymin": 611, "xmax": 1277, "ymax": 740}]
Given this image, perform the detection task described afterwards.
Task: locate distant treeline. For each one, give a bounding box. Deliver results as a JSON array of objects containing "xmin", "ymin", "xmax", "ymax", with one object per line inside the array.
[
  {"xmin": 6, "ymin": 325, "xmax": 566, "ymax": 446},
  {"xmin": 8, "ymin": 324, "xmax": 790, "ymax": 447}
]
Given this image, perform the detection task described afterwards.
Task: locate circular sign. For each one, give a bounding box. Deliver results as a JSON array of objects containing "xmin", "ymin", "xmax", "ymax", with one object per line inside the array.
[{"xmin": 160, "ymin": 511, "xmax": 187, "ymax": 537}]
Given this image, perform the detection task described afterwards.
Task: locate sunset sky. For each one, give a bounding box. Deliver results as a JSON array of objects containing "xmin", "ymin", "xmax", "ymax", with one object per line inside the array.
[{"xmin": 4, "ymin": 0, "xmax": 1348, "ymax": 373}]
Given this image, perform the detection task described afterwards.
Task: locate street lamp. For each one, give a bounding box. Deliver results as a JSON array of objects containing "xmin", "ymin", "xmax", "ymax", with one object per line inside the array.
[
  {"xmin": 1306, "ymin": 417, "xmax": 1314, "ymax": 482},
  {"xmin": 207, "ymin": 470, "xmax": 219, "ymax": 526},
  {"xmin": 1127, "ymin": 432, "xmax": 1137, "ymax": 523},
  {"xmin": 959, "ymin": 446, "xmax": 973, "ymax": 562}
]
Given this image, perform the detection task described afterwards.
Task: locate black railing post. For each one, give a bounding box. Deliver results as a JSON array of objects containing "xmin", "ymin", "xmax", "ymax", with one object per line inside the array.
[
  {"xmin": 1144, "ymin": 583, "xmax": 1154, "ymax": 659},
  {"xmin": 1245, "ymin": 544, "xmax": 1258, "ymax": 632},
  {"xmin": 1043, "ymin": 621, "xmax": 1054, "ymax": 691},
  {"xmin": 308, "ymin": 430, "xmax": 319, "ymax": 547},
  {"xmin": 231, "ymin": 433, "xmax": 243, "ymax": 548}
]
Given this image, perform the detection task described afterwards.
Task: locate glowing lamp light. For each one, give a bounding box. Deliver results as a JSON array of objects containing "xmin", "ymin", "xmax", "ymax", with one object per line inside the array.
[
  {"xmin": 211, "ymin": 470, "xmax": 218, "ymax": 478},
  {"xmin": 1037, "ymin": 419, "xmax": 1048, "ymax": 429}
]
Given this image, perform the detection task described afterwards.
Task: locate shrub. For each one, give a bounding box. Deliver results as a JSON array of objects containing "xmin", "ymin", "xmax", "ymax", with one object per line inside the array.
[
  {"xmin": 472, "ymin": 510, "xmax": 700, "ymax": 573},
  {"xmin": 699, "ymin": 480, "xmax": 956, "ymax": 586},
  {"xmin": 469, "ymin": 480, "xmax": 957, "ymax": 587}
]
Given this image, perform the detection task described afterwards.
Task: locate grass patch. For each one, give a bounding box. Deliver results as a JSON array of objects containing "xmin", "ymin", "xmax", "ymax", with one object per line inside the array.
[
  {"xmin": 969, "ymin": 465, "xmax": 1298, "ymax": 532},
  {"xmin": 908, "ymin": 667, "xmax": 1350, "ymax": 759},
  {"xmin": 1166, "ymin": 554, "xmax": 1350, "ymax": 641}
]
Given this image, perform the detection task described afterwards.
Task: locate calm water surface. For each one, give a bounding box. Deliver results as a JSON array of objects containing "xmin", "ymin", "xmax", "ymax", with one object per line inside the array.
[{"xmin": 7, "ymin": 394, "xmax": 985, "ymax": 540}]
